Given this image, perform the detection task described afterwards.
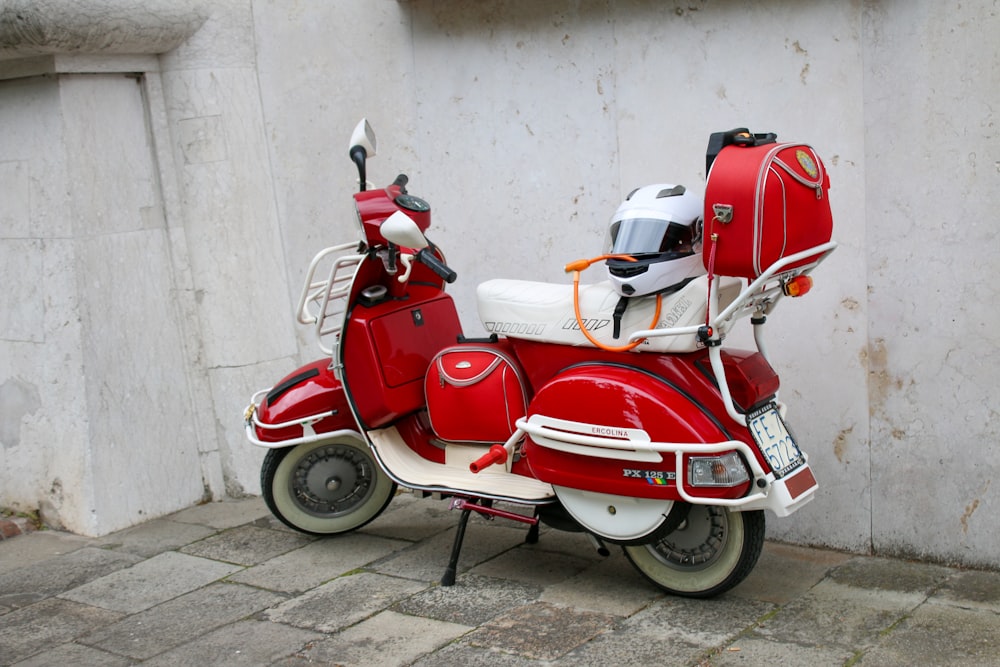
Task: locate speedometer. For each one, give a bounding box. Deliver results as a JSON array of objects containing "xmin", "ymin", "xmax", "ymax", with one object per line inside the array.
[{"xmin": 395, "ymin": 194, "xmax": 430, "ymax": 212}]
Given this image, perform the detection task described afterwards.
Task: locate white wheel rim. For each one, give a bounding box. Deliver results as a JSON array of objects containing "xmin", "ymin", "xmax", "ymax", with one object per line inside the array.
[
  {"xmin": 626, "ymin": 506, "xmax": 746, "ymax": 593},
  {"xmin": 272, "ymin": 437, "xmax": 392, "ymax": 534}
]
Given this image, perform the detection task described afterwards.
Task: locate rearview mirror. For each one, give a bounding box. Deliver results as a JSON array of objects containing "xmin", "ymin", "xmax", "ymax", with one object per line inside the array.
[
  {"xmin": 349, "ymin": 119, "xmax": 376, "ymax": 192},
  {"xmin": 381, "ymin": 211, "xmax": 428, "ymax": 250},
  {"xmin": 348, "ymin": 118, "xmax": 376, "ymax": 157}
]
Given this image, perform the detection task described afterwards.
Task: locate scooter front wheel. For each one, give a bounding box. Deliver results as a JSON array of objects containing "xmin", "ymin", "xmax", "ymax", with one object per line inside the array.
[
  {"xmin": 261, "ymin": 436, "xmax": 396, "ymax": 535},
  {"xmin": 622, "ymin": 506, "xmax": 764, "ymax": 599}
]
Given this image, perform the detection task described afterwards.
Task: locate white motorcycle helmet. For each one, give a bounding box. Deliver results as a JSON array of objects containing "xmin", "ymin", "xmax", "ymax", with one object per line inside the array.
[{"xmin": 605, "ymin": 184, "xmax": 705, "ymax": 297}]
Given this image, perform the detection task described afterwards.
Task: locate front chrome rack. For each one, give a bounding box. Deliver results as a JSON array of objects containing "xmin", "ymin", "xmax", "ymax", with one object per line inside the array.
[{"xmin": 295, "ymin": 241, "xmax": 365, "ymax": 357}]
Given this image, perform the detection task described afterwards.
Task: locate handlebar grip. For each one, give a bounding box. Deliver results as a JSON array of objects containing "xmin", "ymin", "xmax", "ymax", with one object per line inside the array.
[
  {"xmin": 392, "ymin": 173, "xmax": 409, "ymax": 193},
  {"xmin": 416, "ymin": 248, "xmax": 457, "ymax": 284},
  {"xmin": 469, "ymin": 445, "xmax": 508, "ymax": 473}
]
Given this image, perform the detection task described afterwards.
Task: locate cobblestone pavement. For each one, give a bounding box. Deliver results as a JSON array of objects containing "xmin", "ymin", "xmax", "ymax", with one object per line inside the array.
[{"xmin": 1, "ymin": 494, "xmax": 998, "ymax": 666}]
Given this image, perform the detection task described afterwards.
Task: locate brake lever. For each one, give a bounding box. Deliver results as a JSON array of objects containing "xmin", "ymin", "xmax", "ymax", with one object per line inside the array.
[{"xmin": 397, "ymin": 253, "xmax": 414, "ymax": 283}]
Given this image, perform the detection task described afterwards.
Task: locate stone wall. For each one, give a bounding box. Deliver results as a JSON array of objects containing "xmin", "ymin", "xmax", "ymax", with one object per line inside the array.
[{"xmin": 0, "ymin": 0, "xmax": 997, "ymax": 568}]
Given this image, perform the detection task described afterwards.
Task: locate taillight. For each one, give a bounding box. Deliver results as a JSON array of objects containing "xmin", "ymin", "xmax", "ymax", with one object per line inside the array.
[
  {"xmin": 783, "ymin": 275, "xmax": 813, "ymax": 297},
  {"xmin": 710, "ymin": 350, "xmax": 780, "ymax": 412}
]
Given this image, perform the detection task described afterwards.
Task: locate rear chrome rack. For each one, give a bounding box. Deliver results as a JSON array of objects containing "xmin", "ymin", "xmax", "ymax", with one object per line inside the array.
[{"xmin": 628, "ymin": 241, "xmax": 838, "ymax": 424}]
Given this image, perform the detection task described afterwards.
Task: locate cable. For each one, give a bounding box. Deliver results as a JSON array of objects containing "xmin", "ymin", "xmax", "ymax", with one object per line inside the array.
[{"xmin": 564, "ymin": 254, "xmax": 662, "ymax": 352}]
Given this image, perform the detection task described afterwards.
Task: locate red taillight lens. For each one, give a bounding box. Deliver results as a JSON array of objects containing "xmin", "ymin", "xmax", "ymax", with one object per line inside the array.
[{"xmin": 721, "ymin": 351, "xmax": 780, "ymax": 411}]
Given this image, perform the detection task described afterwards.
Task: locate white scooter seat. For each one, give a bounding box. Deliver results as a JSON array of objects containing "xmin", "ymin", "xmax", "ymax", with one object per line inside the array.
[{"xmin": 476, "ymin": 276, "xmax": 741, "ymax": 353}]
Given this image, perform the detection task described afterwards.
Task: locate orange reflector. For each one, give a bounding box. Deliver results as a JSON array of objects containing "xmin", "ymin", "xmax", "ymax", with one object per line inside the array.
[{"xmin": 783, "ymin": 275, "xmax": 813, "ymax": 297}]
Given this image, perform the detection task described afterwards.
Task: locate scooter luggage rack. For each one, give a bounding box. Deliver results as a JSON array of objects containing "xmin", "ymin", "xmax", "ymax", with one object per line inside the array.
[
  {"xmin": 627, "ymin": 240, "xmax": 838, "ymax": 424},
  {"xmin": 295, "ymin": 241, "xmax": 365, "ymax": 356}
]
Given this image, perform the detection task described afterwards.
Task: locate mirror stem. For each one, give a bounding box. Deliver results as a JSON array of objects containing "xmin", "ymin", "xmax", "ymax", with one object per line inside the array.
[{"xmin": 350, "ymin": 146, "xmax": 367, "ymax": 192}]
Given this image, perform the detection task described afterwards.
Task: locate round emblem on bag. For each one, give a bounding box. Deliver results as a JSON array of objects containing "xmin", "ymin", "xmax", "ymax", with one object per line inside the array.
[{"xmin": 796, "ymin": 149, "xmax": 818, "ymax": 178}]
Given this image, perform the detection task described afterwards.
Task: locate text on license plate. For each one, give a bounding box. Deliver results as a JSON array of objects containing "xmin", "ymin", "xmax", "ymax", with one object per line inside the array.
[{"xmin": 748, "ymin": 405, "xmax": 803, "ymax": 478}]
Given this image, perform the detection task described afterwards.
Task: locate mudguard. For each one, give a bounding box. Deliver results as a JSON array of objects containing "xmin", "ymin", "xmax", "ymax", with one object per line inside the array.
[
  {"xmin": 522, "ymin": 363, "xmax": 752, "ymax": 501},
  {"xmin": 249, "ymin": 359, "xmax": 357, "ymax": 445}
]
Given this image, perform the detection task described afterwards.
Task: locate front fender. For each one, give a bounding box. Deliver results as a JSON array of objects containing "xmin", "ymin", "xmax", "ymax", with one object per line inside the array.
[{"xmin": 246, "ymin": 359, "xmax": 358, "ymax": 447}]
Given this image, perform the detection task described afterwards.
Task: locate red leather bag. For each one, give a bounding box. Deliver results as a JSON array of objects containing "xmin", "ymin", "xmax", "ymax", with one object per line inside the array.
[
  {"xmin": 425, "ymin": 345, "xmax": 528, "ymax": 444},
  {"xmin": 704, "ymin": 130, "xmax": 833, "ymax": 278}
]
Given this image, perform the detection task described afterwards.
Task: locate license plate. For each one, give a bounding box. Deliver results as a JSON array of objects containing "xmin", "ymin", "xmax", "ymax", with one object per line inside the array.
[{"xmin": 747, "ymin": 404, "xmax": 803, "ymax": 478}]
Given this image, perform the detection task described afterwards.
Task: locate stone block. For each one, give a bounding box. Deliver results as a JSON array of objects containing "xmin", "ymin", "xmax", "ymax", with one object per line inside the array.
[
  {"xmin": 140, "ymin": 619, "xmax": 321, "ymax": 667},
  {"xmin": 78, "ymin": 582, "xmax": 285, "ymax": 660},
  {"xmin": 0, "ymin": 598, "xmax": 123, "ymax": 665},
  {"xmin": 263, "ymin": 571, "xmax": 426, "ymax": 633},
  {"xmin": 58, "ymin": 551, "xmax": 243, "ymax": 613},
  {"xmin": 0, "ymin": 546, "xmax": 141, "ymax": 609},
  {"xmin": 393, "ymin": 573, "xmax": 542, "ymax": 626},
  {"xmin": 227, "ymin": 531, "xmax": 410, "ymax": 594},
  {"xmin": 179, "ymin": 524, "xmax": 314, "ymax": 566},
  {"xmin": 285, "ymin": 610, "xmax": 471, "ymax": 667},
  {"xmin": 461, "ymin": 600, "xmax": 615, "ymax": 662}
]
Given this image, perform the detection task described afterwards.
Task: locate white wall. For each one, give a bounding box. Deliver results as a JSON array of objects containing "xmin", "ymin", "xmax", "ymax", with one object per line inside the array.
[
  {"xmin": 862, "ymin": 1, "xmax": 1000, "ymax": 563},
  {"xmin": 0, "ymin": 0, "xmax": 997, "ymax": 566},
  {"xmin": 0, "ymin": 69, "xmax": 208, "ymax": 534},
  {"xmin": 251, "ymin": 0, "xmax": 999, "ymax": 564},
  {"xmin": 156, "ymin": 0, "xmax": 299, "ymax": 500},
  {"xmin": 251, "ymin": 0, "xmax": 872, "ymax": 551}
]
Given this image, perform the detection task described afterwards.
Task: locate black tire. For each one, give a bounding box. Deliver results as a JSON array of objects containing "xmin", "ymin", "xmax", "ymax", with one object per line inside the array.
[
  {"xmin": 261, "ymin": 436, "xmax": 396, "ymax": 535},
  {"xmin": 622, "ymin": 506, "xmax": 765, "ymax": 598}
]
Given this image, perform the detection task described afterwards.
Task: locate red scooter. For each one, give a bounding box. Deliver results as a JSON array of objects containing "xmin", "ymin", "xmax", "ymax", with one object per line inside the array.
[{"xmin": 244, "ymin": 120, "xmax": 836, "ymax": 598}]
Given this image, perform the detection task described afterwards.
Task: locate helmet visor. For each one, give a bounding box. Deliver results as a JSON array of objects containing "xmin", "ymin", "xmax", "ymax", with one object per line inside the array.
[{"xmin": 608, "ymin": 217, "xmax": 698, "ymax": 257}]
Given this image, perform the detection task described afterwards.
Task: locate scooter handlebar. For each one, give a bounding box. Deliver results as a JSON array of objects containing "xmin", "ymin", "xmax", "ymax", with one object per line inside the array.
[{"xmin": 416, "ymin": 247, "xmax": 457, "ymax": 284}]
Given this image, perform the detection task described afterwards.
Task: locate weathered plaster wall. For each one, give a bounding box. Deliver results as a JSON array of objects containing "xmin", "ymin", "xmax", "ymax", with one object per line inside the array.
[
  {"xmin": 250, "ymin": 0, "xmax": 418, "ymax": 355},
  {"xmin": 862, "ymin": 1, "xmax": 1000, "ymax": 564},
  {"xmin": 0, "ymin": 70, "xmax": 208, "ymax": 534},
  {"xmin": 0, "ymin": 1, "xmax": 218, "ymax": 535},
  {"xmin": 249, "ymin": 0, "xmax": 872, "ymax": 551},
  {"xmin": 156, "ymin": 0, "xmax": 298, "ymax": 499},
  {"xmin": 251, "ymin": 0, "xmax": 998, "ymax": 564},
  {"xmin": 1, "ymin": 0, "xmax": 998, "ymax": 565},
  {"xmin": 0, "ymin": 74, "xmax": 90, "ymax": 529}
]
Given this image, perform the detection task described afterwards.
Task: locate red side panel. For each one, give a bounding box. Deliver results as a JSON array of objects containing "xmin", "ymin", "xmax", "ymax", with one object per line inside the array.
[
  {"xmin": 343, "ymin": 287, "xmax": 463, "ymax": 429},
  {"xmin": 523, "ymin": 364, "xmax": 750, "ymax": 500},
  {"xmin": 705, "ymin": 142, "xmax": 833, "ymax": 278},
  {"xmin": 254, "ymin": 359, "xmax": 356, "ymax": 442}
]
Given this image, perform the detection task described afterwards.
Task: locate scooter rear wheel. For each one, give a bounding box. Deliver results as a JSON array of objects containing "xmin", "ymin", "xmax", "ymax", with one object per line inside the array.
[
  {"xmin": 261, "ymin": 436, "xmax": 396, "ymax": 535},
  {"xmin": 622, "ymin": 506, "xmax": 764, "ymax": 598}
]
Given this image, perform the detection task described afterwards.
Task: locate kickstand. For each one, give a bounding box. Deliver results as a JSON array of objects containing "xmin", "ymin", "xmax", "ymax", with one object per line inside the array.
[
  {"xmin": 525, "ymin": 508, "xmax": 540, "ymax": 544},
  {"xmin": 441, "ymin": 497, "xmax": 541, "ymax": 586},
  {"xmin": 442, "ymin": 502, "xmax": 473, "ymax": 586}
]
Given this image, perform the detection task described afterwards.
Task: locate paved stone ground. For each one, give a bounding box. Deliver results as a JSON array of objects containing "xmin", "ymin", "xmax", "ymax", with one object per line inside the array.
[{"xmin": 1, "ymin": 493, "xmax": 998, "ymax": 666}]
